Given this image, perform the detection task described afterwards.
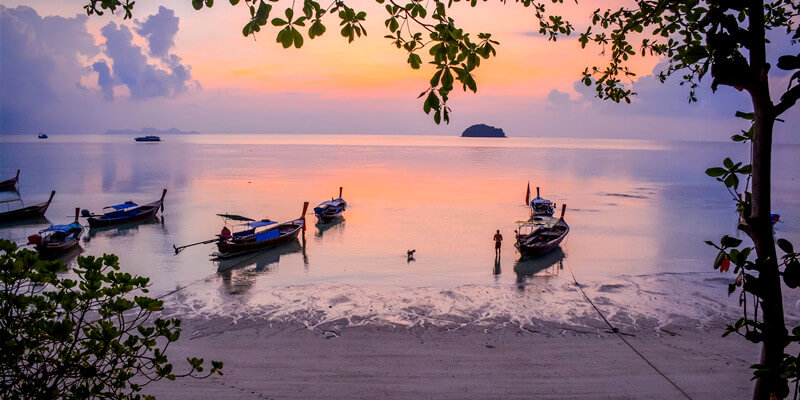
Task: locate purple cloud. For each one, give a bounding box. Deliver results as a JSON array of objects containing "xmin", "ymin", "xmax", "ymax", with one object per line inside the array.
[{"xmin": 135, "ymin": 6, "xmax": 179, "ymax": 59}]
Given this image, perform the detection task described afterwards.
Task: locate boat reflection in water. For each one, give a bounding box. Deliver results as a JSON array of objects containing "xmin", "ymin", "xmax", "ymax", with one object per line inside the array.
[
  {"xmin": 215, "ymin": 238, "xmax": 304, "ymax": 295},
  {"xmin": 315, "ymin": 217, "xmax": 345, "ymax": 238},
  {"xmin": 49, "ymin": 245, "xmax": 84, "ymax": 264},
  {"xmin": 85, "ymin": 215, "xmax": 165, "ymax": 241},
  {"xmin": 513, "ymin": 248, "xmax": 565, "ymax": 291}
]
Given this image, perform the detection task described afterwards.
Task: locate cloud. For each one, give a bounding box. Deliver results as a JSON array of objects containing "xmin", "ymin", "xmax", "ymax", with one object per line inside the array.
[
  {"xmin": 95, "ymin": 21, "xmax": 196, "ymax": 100},
  {"xmin": 0, "ymin": 5, "xmax": 98, "ymax": 132},
  {"xmin": 0, "ymin": 5, "xmax": 199, "ymax": 133},
  {"xmin": 135, "ymin": 6, "xmax": 179, "ymax": 59},
  {"xmin": 546, "ymin": 89, "xmax": 572, "ymax": 105}
]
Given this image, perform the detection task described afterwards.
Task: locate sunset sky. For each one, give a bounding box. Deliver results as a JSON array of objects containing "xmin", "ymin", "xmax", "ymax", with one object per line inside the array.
[{"xmin": 1, "ymin": 0, "xmax": 798, "ymax": 141}]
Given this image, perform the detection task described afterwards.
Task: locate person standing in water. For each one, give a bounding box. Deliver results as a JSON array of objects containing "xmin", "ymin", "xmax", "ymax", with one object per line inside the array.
[{"xmin": 493, "ymin": 229, "xmax": 503, "ymax": 258}]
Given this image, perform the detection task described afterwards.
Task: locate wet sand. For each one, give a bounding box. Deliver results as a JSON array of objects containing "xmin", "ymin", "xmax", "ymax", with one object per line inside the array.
[{"xmin": 146, "ymin": 316, "xmax": 756, "ymax": 399}]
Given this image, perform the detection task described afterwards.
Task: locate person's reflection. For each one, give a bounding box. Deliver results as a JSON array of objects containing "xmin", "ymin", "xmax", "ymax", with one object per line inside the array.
[{"xmin": 493, "ymin": 257, "xmax": 501, "ymax": 280}]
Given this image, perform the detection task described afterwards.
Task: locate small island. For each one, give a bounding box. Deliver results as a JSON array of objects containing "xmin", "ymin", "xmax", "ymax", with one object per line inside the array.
[
  {"xmin": 460, "ymin": 124, "xmax": 506, "ymax": 138},
  {"xmin": 104, "ymin": 127, "xmax": 199, "ymax": 135}
]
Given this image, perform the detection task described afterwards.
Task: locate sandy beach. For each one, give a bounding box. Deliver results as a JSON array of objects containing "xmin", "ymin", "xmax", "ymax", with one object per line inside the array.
[{"xmin": 146, "ymin": 314, "xmax": 757, "ymax": 399}]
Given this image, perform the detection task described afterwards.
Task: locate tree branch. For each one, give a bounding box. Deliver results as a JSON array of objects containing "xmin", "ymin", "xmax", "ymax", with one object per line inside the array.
[{"xmin": 773, "ymin": 85, "xmax": 800, "ymax": 117}]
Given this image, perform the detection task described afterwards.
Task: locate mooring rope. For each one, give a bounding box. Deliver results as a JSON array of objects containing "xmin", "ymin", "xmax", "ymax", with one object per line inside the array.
[{"xmin": 564, "ymin": 263, "xmax": 694, "ymax": 400}]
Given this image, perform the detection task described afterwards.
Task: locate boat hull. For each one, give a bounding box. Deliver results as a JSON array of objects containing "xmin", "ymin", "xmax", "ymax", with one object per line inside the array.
[
  {"xmin": 316, "ymin": 212, "xmax": 343, "ymax": 224},
  {"xmin": 88, "ymin": 204, "xmax": 161, "ymax": 228},
  {"xmin": 87, "ymin": 190, "xmax": 166, "ymax": 228},
  {"xmin": 37, "ymin": 239, "xmax": 81, "ymax": 259},
  {"xmin": 515, "ymin": 222, "xmax": 569, "ymax": 258},
  {"xmin": 0, "ymin": 191, "xmax": 55, "ymax": 223},
  {"xmin": 0, "ymin": 180, "xmax": 18, "ymax": 191},
  {"xmin": 216, "ymin": 219, "xmax": 303, "ymax": 258}
]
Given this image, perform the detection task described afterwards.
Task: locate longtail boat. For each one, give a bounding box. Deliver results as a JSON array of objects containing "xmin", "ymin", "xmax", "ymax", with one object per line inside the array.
[
  {"xmin": 0, "ymin": 170, "xmax": 20, "ymax": 191},
  {"xmin": 314, "ymin": 187, "xmax": 347, "ymax": 223},
  {"xmin": 214, "ymin": 202, "xmax": 308, "ymax": 259},
  {"xmin": 28, "ymin": 208, "xmax": 83, "ymax": 259},
  {"xmin": 84, "ymin": 189, "xmax": 167, "ymax": 228},
  {"xmin": 527, "ymin": 186, "xmax": 555, "ymax": 217},
  {"xmin": 515, "ymin": 204, "xmax": 569, "ymax": 257},
  {"xmin": 0, "ymin": 191, "xmax": 55, "ymax": 223}
]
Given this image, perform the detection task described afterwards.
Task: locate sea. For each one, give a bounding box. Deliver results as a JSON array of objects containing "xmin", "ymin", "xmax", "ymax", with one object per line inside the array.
[{"xmin": 1, "ymin": 133, "xmax": 799, "ymax": 331}]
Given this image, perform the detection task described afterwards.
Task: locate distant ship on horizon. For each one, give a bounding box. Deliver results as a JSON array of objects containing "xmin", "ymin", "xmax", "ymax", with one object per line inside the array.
[{"xmin": 134, "ymin": 135, "xmax": 161, "ymax": 142}]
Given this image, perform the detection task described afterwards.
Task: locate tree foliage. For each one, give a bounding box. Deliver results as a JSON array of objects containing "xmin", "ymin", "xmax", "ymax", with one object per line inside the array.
[
  {"xmin": 82, "ymin": 0, "xmax": 576, "ymax": 124},
  {"xmin": 0, "ymin": 240, "xmax": 222, "ymax": 399}
]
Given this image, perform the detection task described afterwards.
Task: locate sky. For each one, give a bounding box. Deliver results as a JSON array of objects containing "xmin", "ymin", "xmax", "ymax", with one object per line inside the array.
[{"xmin": 0, "ymin": 0, "xmax": 798, "ymax": 142}]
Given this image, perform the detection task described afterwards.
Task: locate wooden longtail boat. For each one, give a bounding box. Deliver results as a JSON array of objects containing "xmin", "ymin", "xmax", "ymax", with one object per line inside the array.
[
  {"xmin": 0, "ymin": 170, "xmax": 20, "ymax": 191},
  {"xmin": 214, "ymin": 202, "xmax": 308, "ymax": 259},
  {"xmin": 515, "ymin": 204, "xmax": 569, "ymax": 257},
  {"xmin": 527, "ymin": 186, "xmax": 555, "ymax": 217},
  {"xmin": 314, "ymin": 187, "xmax": 347, "ymax": 223},
  {"xmin": 28, "ymin": 208, "xmax": 83, "ymax": 259},
  {"xmin": 85, "ymin": 189, "xmax": 167, "ymax": 228},
  {"xmin": 0, "ymin": 191, "xmax": 55, "ymax": 223}
]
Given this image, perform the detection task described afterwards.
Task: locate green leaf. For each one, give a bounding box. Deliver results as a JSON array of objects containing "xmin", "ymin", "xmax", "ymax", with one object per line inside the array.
[
  {"xmin": 735, "ymin": 111, "xmax": 754, "ymax": 120},
  {"xmin": 407, "ymin": 53, "xmax": 421, "ymax": 69},
  {"xmin": 271, "ymin": 18, "xmax": 287, "ymax": 26},
  {"xmin": 721, "ymin": 235, "xmax": 743, "ymax": 248},
  {"xmin": 778, "ymin": 239, "xmax": 794, "ymax": 254},
  {"xmin": 292, "ymin": 28, "xmax": 304, "ymax": 48},
  {"xmin": 723, "ymin": 157, "xmax": 734, "ymax": 169},
  {"xmin": 255, "ymin": 1, "xmax": 271, "ymax": 25},
  {"xmin": 230, "ymin": 0, "xmax": 240, "ymax": 4},
  {"xmin": 705, "ymin": 167, "xmax": 726, "ymax": 177}
]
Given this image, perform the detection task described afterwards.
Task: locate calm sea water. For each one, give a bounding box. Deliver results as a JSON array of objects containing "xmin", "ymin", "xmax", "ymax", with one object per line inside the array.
[{"xmin": 1, "ymin": 134, "xmax": 799, "ymax": 329}]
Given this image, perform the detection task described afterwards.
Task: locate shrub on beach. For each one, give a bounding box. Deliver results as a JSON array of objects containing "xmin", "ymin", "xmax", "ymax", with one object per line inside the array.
[{"xmin": 0, "ymin": 239, "xmax": 222, "ymax": 399}]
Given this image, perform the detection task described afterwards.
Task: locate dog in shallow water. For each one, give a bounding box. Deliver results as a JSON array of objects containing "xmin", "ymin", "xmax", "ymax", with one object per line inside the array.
[{"xmin": 407, "ymin": 249, "xmax": 416, "ymax": 262}]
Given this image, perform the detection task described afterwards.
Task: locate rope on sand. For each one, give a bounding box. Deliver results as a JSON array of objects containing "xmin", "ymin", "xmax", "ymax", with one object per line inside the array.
[{"xmin": 565, "ymin": 263, "xmax": 694, "ymax": 400}]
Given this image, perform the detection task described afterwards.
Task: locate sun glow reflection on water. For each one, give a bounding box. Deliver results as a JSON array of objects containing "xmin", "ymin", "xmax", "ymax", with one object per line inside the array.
[{"xmin": 1, "ymin": 134, "xmax": 798, "ymax": 329}]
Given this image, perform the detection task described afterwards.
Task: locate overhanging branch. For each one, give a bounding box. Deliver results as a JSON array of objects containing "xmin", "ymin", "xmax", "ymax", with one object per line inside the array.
[{"xmin": 773, "ymin": 85, "xmax": 800, "ymax": 117}]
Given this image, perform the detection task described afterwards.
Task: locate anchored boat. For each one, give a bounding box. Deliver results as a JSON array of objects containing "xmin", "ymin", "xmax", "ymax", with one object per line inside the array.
[
  {"xmin": 0, "ymin": 191, "xmax": 55, "ymax": 223},
  {"xmin": 83, "ymin": 189, "xmax": 167, "ymax": 228},
  {"xmin": 528, "ymin": 186, "xmax": 555, "ymax": 217},
  {"xmin": 28, "ymin": 208, "xmax": 83, "ymax": 258},
  {"xmin": 314, "ymin": 187, "xmax": 347, "ymax": 223},
  {"xmin": 515, "ymin": 204, "xmax": 569, "ymax": 257},
  {"xmin": 0, "ymin": 170, "xmax": 20, "ymax": 191},
  {"xmin": 214, "ymin": 202, "xmax": 309, "ymax": 259},
  {"xmin": 134, "ymin": 135, "xmax": 161, "ymax": 142}
]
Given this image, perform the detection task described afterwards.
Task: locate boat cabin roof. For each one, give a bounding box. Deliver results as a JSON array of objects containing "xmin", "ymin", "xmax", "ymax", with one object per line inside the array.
[
  {"xmin": 41, "ymin": 222, "xmax": 82, "ymax": 233},
  {"xmin": 316, "ymin": 198, "xmax": 344, "ymax": 207},
  {"xmin": 105, "ymin": 202, "xmax": 137, "ymax": 210},
  {"xmin": 217, "ymin": 213, "xmax": 254, "ymax": 222},
  {"xmin": 516, "ymin": 216, "xmax": 557, "ymax": 228},
  {"xmin": 531, "ymin": 197, "xmax": 553, "ymax": 205},
  {"xmin": 239, "ymin": 220, "xmax": 275, "ymax": 229}
]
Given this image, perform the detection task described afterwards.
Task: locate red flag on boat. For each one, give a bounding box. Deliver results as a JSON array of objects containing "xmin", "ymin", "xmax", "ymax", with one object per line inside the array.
[{"xmin": 525, "ymin": 182, "xmax": 531, "ymax": 205}]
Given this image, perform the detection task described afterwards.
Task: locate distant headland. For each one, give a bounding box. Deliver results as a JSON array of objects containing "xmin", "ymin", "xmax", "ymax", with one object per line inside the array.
[
  {"xmin": 460, "ymin": 124, "xmax": 506, "ymax": 138},
  {"xmin": 104, "ymin": 127, "xmax": 199, "ymax": 135}
]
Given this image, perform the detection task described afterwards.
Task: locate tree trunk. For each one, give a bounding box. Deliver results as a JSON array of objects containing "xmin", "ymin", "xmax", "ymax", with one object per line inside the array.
[{"xmin": 748, "ymin": 47, "xmax": 785, "ymax": 400}]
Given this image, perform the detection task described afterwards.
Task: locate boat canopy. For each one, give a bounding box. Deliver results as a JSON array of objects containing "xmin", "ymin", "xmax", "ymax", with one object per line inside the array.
[
  {"xmin": 531, "ymin": 197, "xmax": 552, "ymax": 205},
  {"xmin": 241, "ymin": 220, "xmax": 275, "ymax": 229},
  {"xmin": 105, "ymin": 202, "xmax": 138, "ymax": 210},
  {"xmin": 217, "ymin": 213, "xmax": 255, "ymax": 222},
  {"xmin": 41, "ymin": 222, "xmax": 81, "ymax": 233}
]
